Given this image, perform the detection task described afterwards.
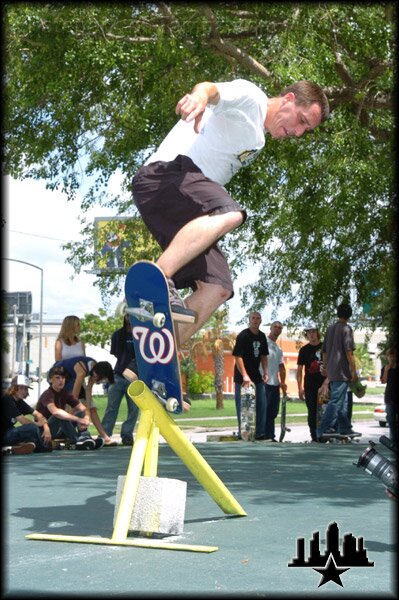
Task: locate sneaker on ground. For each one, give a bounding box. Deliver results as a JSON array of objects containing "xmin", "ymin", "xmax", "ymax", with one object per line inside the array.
[
  {"xmin": 166, "ymin": 278, "xmax": 197, "ymax": 324},
  {"xmin": 76, "ymin": 432, "xmax": 96, "ymax": 450},
  {"xmin": 183, "ymin": 393, "xmax": 191, "ymax": 406},
  {"xmin": 94, "ymin": 437, "xmax": 105, "ymax": 449},
  {"xmin": 2, "ymin": 442, "xmax": 36, "ymax": 455},
  {"xmin": 121, "ymin": 436, "xmax": 133, "ymax": 446}
]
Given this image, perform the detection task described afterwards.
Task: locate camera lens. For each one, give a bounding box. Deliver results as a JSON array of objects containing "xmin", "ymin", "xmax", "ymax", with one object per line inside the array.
[{"xmin": 356, "ymin": 443, "xmax": 398, "ymax": 497}]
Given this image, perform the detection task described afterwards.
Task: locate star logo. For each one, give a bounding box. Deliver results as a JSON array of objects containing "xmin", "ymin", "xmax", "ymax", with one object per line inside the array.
[{"xmin": 313, "ymin": 553, "xmax": 350, "ymax": 588}]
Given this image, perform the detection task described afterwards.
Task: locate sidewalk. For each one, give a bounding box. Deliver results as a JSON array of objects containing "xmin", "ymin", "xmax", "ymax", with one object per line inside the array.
[{"xmin": 108, "ymin": 418, "xmax": 387, "ymax": 446}]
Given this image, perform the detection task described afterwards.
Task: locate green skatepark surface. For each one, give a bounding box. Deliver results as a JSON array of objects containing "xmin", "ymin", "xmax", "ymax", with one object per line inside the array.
[{"xmin": 3, "ymin": 442, "xmax": 396, "ymax": 597}]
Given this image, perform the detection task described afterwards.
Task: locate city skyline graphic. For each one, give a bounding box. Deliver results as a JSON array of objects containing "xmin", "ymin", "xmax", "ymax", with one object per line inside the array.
[{"xmin": 289, "ymin": 522, "xmax": 373, "ymax": 588}]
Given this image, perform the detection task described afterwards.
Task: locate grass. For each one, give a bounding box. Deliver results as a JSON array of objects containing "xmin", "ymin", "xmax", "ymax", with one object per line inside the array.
[{"xmin": 89, "ymin": 393, "xmax": 380, "ymax": 435}]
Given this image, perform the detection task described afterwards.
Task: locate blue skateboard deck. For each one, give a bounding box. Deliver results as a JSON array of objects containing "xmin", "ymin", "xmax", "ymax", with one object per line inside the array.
[{"xmin": 124, "ymin": 260, "xmax": 183, "ymax": 414}]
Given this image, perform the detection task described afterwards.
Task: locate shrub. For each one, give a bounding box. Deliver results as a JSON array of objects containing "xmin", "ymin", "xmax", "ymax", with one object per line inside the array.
[{"xmin": 187, "ymin": 371, "xmax": 214, "ymax": 395}]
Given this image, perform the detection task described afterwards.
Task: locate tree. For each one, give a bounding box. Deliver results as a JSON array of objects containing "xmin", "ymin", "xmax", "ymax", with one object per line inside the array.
[
  {"xmin": 79, "ymin": 309, "xmax": 121, "ymax": 348},
  {"xmin": 186, "ymin": 308, "xmax": 236, "ymax": 409},
  {"xmin": 4, "ymin": 4, "xmax": 396, "ymax": 336},
  {"xmin": 353, "ymin": 343, "xmax": 375, "ymax": 380}
]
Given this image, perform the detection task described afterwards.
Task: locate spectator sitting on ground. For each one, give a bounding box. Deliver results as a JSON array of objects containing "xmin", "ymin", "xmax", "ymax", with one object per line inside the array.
[
  {"xmin": 36, "ymin": 365, "xmax": 102, "ymax": 450},
  {"xmin": 53, "ymin": 356, "xmax": 116, "ymax": 445},
  {"xmin": 1, "ymin": 375, "xmax": 52, "ymax": 454}
]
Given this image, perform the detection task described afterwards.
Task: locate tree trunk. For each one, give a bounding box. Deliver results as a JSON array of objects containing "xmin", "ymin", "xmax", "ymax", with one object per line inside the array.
[
  {"xmin": 215, "ymin": 389, "xmax": 224, "ymax": 410},
  {"xmin": 213, "ymin": 350, "xmax": 224, "ymax": 409}
]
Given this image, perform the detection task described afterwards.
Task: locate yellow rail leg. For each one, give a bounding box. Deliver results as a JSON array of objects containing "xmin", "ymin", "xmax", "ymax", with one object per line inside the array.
[
  {"xmin": 111, "ymin": 409, "xmax": 154, "ymax": 542},
  {"xmin": 128, "ymin": 381, "xmax": 246, "ymax": 517},
  {"xmin": 144, "ymin": 422, "xmax": 159, "ymax": 477}
]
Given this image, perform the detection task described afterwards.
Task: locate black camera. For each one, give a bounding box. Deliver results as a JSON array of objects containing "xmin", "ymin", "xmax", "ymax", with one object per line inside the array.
[{"xmin": 355, "ymin": 435, "xmax": 397, "ymax": 498}]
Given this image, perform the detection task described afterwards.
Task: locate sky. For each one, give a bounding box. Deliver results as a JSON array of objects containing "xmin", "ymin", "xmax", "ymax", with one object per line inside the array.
[{"xmin": 3, "ymin": 174, "xmax": 286, "ymax": 330}]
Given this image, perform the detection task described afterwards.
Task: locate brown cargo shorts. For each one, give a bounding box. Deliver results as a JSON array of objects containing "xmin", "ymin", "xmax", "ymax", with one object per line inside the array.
[{"xmin": 132, "ymin": 154, "xmax": 246, "ymax": 297}]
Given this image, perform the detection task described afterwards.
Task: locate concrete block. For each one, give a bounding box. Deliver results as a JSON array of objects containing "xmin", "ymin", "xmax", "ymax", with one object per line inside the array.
[{"xmin": 114, "ymin": 476, "xmax": 187, "ymax": 535}]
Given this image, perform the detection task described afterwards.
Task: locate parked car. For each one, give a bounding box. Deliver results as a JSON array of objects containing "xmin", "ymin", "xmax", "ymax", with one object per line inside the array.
[{"xmin": 373, "ymin": 404, "xmax": 387, "ymax": 427}]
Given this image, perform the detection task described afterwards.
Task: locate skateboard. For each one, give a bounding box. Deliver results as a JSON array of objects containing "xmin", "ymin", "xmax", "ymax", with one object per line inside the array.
[
  {"xmin": 350, "ymin": 380, "xmax": 367, "ymax": 398},
  {"xmin": 240, "ymin": 384, "xmax": 256, "ymax": 441},
  {"xmin": 52, "ymin": 438, "xmax": 102, "ymax": 450},
  {"xmin": 279, "ymin": 393, "xmax": 291, "ymax": 442},
  {"xmin": 124, "ymin": 260, "xmax": 183, "ymax": 414},
  {"xmin": 321, "ymin": 432, "xmax": 362, "ymax": 444}
]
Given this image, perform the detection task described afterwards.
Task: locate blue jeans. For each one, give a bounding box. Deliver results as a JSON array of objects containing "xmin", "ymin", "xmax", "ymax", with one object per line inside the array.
[
  {"xmin": 235, "ymin": 382, "xmax": 266, "ymax": 438},
  {"xmin": 102, "ymin": 374, "xmax": 139, "ymax": 440},
  {"xmin": 386, "ymin": 402, "xmax": 398, "ymax": 446},
  {"xmin": 3, "ymin": 423, "xmax": 50, "ymax": 452},
  {"xmin": 317, "ymin": 381, "xmax": 352, "ymax": 437},
  {"xmin": 47, "ymin": 410, "xmax": 86, "ymax": 443},
  {"xmin": 265, "ymin": 384, "xmax": 281, "ymax": 440}
]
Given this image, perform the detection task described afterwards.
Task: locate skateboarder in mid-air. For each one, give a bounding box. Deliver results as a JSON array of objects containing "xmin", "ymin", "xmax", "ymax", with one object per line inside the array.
[{"xmin": 132, "ymin": 79, "xmax": 329, "ymax": 345}]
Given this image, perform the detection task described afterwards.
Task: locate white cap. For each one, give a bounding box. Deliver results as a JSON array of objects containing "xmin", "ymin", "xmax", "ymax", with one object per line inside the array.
[
  {"xmin": 304, "ymin": 323, "xmax": 318, "ymax": 331},
  {"xmin": 12, "ymin": 375, "xmax": 33, "ymax": 389}
]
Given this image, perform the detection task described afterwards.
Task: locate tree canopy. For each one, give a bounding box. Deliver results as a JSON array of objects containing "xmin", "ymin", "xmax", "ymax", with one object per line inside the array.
[{"xmin": 4, "ymin": 3, "xmax": 396, "ymax": 340}]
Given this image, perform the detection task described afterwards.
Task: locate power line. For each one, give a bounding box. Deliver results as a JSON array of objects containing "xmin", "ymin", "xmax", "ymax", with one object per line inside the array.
[{"xmin": 7, "ymin": 229, "xmax": 70, "ymax": 243}]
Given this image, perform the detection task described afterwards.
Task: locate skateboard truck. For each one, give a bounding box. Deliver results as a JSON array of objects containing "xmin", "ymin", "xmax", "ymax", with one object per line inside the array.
[
  {"xmin": 151, "ymin": 379, "xmax": 179, "ymax": 413},
  {"xmin": 125, "ymin": 301, "xmax": 166, "ymax": 328}
]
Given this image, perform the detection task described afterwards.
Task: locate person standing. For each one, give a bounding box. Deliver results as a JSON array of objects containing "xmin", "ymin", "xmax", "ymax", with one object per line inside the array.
[
  {"xmin": 380, "ymin": 347, "xmax": 398, "ymax": 448},
  {"xmin": 132, "ymin": 78, "xmax": 329, "ymax": 345},
  {"xmin": 101, "ymin": 314, "xmax": 140, "ymax": 446},
  {"xmin": 263, "ymin": 321, "xmax": 287, "ymax": 442},
  {"xmin": 296, "ymin": 325, "xmax": 326, "ymax": 442},
  {"xmin": 55, "ymin": 315, "xmax": 86, "ymax": 361},
  {"xmin": 317, "ymin": 303, "xmax": 360, "ymax": 441},
  {"xmin": 232, "ymin": 311, "xmax": 268, "ymax": 439}
]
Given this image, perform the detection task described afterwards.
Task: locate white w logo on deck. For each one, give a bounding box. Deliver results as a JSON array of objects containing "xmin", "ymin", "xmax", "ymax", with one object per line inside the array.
[{"xmin": 132, "ymin": 326, "xmax": 175, "ymax": 364}]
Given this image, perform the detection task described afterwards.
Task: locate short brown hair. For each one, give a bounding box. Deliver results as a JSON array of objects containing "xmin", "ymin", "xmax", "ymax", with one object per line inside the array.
[{"xmin": 280, "ymin": 81, "xmax": 330, "ymax": 122}]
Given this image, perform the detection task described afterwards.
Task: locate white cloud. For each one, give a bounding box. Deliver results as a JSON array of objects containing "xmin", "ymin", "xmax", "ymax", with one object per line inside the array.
[{"xmin": 3, "ymin": 176, "xmax": 116, "ymax": 319}]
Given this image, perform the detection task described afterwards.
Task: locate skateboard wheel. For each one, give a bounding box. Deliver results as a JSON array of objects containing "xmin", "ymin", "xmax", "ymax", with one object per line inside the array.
[
  {"xmin": 153, "ymin": 312, "xmax": 166, "ymax": 328},
  {"xmin": 165, "ymin": 398, "xmax": 179, "ymax": 412},
  {"xmin": 115, "ymin": 300, "xmax": 127, "ymax": 317}
]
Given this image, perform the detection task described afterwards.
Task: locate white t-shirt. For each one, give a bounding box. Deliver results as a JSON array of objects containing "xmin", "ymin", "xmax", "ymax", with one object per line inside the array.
[
  {"xmin": 263, "ymin": 337, "xmax": 283, "ymax": 386},
  {"xmin": 145, "ymin": 79, "xmax": 268, "ymax": 186}
]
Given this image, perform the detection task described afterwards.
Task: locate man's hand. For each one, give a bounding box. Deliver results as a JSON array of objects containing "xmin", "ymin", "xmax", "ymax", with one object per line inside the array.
[
  {"xmin": 175, "ymin": 91, "xmax": 208, "ymax": 133},
  {"xmin": 78, "ymin": 415, "xmax": 90, "ymax": 428},
  {"xmin": 242, "ymin": 374, "xmax": 252, "ymax": 387},
  {"xmin": 42, "ymin": 428, "xmax": 52, "ymax": 445}
]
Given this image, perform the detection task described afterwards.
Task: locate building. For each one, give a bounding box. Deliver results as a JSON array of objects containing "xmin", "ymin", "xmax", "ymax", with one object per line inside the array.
[
  {"xmin": 188, "ymin": 326, "xmax": 386, "ymax": 396},
  {"xmin": 2, "ymin": 314, "xmax": 386, "ymax": 399}
]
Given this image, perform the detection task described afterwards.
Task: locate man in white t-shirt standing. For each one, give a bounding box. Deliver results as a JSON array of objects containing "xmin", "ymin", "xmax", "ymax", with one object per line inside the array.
[
  {"xmin": 264, "ymin": 321, "xmax": 287, "ymax": 442},
  {"xmin": 132, "ymin": 79, "xmax": 329, "ymax": 344}
]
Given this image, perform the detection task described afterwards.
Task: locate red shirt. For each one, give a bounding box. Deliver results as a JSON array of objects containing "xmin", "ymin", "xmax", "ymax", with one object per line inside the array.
[{"xmin": 36, "ymin": 386, "xmax": 80, "ymax": 419}]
